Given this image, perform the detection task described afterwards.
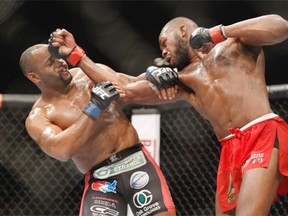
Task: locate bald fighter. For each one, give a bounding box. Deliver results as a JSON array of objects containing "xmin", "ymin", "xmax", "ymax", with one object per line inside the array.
[
  {"xmin": 19, "ymin": 41, "xmax": 176, "ymax": 215},
  {"xmin": 147, "ymin": 14, "xmax": 288, "ymax": 215}
]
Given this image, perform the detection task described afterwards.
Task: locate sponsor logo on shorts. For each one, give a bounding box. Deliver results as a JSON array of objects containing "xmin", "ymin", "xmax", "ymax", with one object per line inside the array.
[
  {"xmin": 92, "ymin": 196, "xmax": 118, "ymax": 208},
  {"xmin": 109, "ymin": 154, "xmax": 121, "ymax": 163},
  {"xmin": 251, "ymin": 152, "xmax": 264, "ymax": 164},
  {"xmin": 133, "ymin": 189, "xmax": 161, "ymax": 215},
  {"xmin": 93, "ymin": 151, "xmax": 147, "ymax": 179},
  {"xmin": 90, "ymin": 205, "xmax": 119, "ymax": 216},
  {"xmin": 130, "ymin": 171, "xmax": 149, "ymax": 189},
  {"xmin": 91, "ymin": 180, "xmax": 117, "ymax": 193},
  {"xmin": 242, "ymin": 152, "xmax": 265, "ymax": 171},
  {"xmin": 227, "ymin": 172, "xmax": 238, "ymax": 204}
]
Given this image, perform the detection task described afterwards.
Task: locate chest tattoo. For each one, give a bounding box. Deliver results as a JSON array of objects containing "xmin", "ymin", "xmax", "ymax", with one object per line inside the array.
[{"xmin": 240, "ymin": 64, "xmax": 250, "ymax": 75}]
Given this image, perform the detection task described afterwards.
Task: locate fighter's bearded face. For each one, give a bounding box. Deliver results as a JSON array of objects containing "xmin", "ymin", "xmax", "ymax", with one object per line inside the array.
[{"xmin": 172, "ymin": 34, "xmax": 191, "ymax": 71}]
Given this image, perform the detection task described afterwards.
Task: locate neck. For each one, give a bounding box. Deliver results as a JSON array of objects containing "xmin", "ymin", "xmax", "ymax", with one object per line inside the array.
[{"xmin": 41, "ymin": 82, "xmax": 73, "ymax": 102}]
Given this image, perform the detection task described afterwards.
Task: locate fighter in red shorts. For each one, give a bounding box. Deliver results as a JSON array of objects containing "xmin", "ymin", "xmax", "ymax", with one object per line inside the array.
[
  {"xmin": 218, "ymin": 113, "xmax": 288, "ymax": 212},
  {"xmin": 144, "ymin": 14, "xmax": 288, "ymax": 215},
  {"xmin": 46, "ymin": 14, "xmax": 288, "ymax": 215}
]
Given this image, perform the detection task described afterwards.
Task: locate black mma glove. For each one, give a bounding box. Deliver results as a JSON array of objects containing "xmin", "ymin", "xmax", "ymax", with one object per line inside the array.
[
  {"xmin": 190, "ymin": 25, "xmax": 227, "ymax": 49},
  {"xmin": 48, "ymin": 34, "xmax": 85, "ymax": 67},
  {"xmin": 146, "ymin": 66, "xmax": 179, "ymax": 89},
  {"xmin": 83, "ymin": 81, "xmax": 120, "ymax": 120},
  {"xmin": 48, "ymin": 43, "xmax": 62, "ymax": 59}
]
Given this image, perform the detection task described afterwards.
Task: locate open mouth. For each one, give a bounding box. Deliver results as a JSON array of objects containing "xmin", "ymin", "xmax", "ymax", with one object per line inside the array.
[{"xmin": 59, "ymin": 66, "xmax": 71, "ymax": 79}]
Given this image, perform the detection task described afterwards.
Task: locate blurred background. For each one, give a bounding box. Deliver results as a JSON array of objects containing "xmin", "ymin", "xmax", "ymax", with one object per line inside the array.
[
  {"xmin": 0, "ymin": 0, "xmax": 288, "ymax": 94},
  {"xmin": 1, "ymin": 1, "xmax": 288, "ymax": 215}
]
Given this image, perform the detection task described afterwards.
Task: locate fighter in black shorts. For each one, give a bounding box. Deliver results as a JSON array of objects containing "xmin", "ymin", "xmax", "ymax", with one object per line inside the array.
[
  {"xmin": 21, "ymin": 29, "xmax": 176, "ymax": 214},
  {"xmin": 80, "ymin": 143, "xmax": 175, "ymax": 216}
]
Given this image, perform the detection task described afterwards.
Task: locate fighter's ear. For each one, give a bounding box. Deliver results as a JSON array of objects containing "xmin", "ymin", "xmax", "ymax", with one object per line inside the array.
[
  {"xmin": 180, "ymin": 25, "xmax": 187, "ymax": 37},
  {"xmin": 27, "ymin": 71, "xmax": 40, "ymax": 83}
]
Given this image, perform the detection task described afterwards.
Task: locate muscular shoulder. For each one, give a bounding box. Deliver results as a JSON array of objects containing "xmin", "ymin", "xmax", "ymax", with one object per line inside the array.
[
  {"xmin": 25, "ymin": 104, "xmax": 48, "ymax": 137},
  {"xmin": 226, "ymin": 38, "xmax": 262, "ymax": 58},
  {"xmin": 27, "ymin": 97, "xmax": 50, "ymax": 121},
  {"xmin": 26, "ymin": 105, "xmax": 45, "ymax": 122},
  {"xmin": 69, "ymin": 67, "xmax": 94, "ymax": 88}
]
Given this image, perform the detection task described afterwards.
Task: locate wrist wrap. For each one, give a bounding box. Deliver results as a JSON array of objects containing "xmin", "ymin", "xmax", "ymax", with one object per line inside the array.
[
  {"xmin": 210, "ymin": 25, "xmax": 227, "ymax": 44},
  {"xmin": 65, "ymin": 46, "xmax": 85, "ymax": 67},
  {"xmin": 83, "ymin": 101, "xmax": 102, "ymax": 120}
]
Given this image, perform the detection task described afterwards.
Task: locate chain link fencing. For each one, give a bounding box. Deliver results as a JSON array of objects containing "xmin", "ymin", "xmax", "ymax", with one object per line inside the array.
[{"xmin": 0, "ymin": 88, "xmax": 288, "ymax": 215}]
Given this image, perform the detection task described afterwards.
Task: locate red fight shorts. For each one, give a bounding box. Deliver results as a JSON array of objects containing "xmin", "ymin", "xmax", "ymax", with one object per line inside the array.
[{"xmin": 217, "ymin": 113, "xmax": 288, "ymax": 212}]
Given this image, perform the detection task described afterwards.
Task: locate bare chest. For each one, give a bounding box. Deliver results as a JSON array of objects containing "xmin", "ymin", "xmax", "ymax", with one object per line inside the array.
[{"xmin": 46, "ymin": 90, "xmax": 90, "ymax": 129}]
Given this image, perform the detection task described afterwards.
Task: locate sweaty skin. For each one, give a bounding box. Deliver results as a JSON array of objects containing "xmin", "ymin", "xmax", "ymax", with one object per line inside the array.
[
  {"xmin": 157, "ymin": 14, "xmax": 288, "ymax": 215},
  {"xmin": 20, "ymin": 43, "xmax": 176, "ymax": 216},
  {"xmin": 42, "ymin": 17, "xmax": 288, "ymax": 215},
  {"xmin": 20, "ymin": 44, "xmax": 161, "ymax": 174},
  {"xmin": 158, "ymin": 15, "xmax": 288, "ymax": 139},
  {"xmin": 177, "ymin": 40, "xmax": 270, "ymax": 139}
]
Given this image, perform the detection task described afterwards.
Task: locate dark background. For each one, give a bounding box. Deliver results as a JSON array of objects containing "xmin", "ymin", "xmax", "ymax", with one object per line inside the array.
[{"xmin": 1, "ymin": 0, "xmax": 288, "ymax": 94}]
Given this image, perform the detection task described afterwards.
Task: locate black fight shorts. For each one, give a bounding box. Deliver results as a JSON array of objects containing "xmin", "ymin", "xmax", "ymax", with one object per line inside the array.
[{"xmin": 79, "ymin": 143, "xmax": 175, "ymax": 216}]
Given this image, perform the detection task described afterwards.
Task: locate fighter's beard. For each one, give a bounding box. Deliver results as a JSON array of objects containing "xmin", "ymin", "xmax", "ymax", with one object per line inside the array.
[{"xmin": 174, "ymin": 40, "xmax": 190, "ymax": 71}]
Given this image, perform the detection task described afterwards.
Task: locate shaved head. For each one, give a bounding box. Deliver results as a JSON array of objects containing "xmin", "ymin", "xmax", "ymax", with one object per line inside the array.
[
  {"xmin": 160, "ymin": 17, "xmax": 198, "ymax": 38},
  {"xmin": 19, "ymin": 44, "xmax": 47, "ymax": 76}
]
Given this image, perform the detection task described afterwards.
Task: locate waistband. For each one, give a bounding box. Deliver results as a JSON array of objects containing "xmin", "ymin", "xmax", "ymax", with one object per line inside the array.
[
  {"xmin": 220, "ymin": 113, "xmax": 279, "ymax": 141},
  {"xmin": 89, "ymin": 143, "xmax": 143, "ymax": 172}
]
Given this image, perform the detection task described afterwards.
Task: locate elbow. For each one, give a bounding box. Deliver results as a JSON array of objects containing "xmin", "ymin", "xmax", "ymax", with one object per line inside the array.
[
  {"xmin": 54, "ymin": 144, "xmax": 76, "ymax": 162},
  {"xmin": 55, "ymin": 153, "xmax": 71, "ymax": 162},
  {"xmin": 269, "ymin": 14, "xmax": 286, "ymax": 23},
  {"xmin": 259, "ymin": 14, "xmax": 288, "ymax": 45},
  {"xmin": 37, "ymin": 130, "xmax": 80, "ymax": 162},
  {"xmin": 45, "ymin": 148, "xmax": 72, "ymax": 162},
  {"xmin": 272, "ymin": 14, "xmax": 288, "ymax": 39},
  {"xmin": 42, "ymin": 142, "xmax": 73, "ymax": 162},
  {"xmin": 282, "ymin": 19, "xmax": 288, "ymax": 39}
]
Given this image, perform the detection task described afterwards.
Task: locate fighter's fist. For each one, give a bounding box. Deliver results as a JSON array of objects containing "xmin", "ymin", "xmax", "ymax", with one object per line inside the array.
[
  {"xmin": 190, "ymin": 25, "xmax": 227, "ymax": 49},
  {"xmin": 48, "ymin": 43, "xmax": 62, "ymax": 59},
  {"xmin": 48, "ymin": 28, "xmax": 85, "ymax": 67},
  {"xmin": 83, "ymin": 81, "xmax": 120, "ymax": 120},
  {"xmin": 146, "ymin": 66, "xmax": 179, "ymax": 89},
  {"xmin": 91, "ymin": 81, "xmax": 120, "ymax": 110}
]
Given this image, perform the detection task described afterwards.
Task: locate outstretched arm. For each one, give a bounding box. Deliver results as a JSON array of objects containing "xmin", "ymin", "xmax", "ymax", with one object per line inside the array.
[
  {"xmin": 49, "ymin": 28, "xmax": 127, "ymax": 84},
  {"xmin": 76, "ymin": 54, "xmax": 179, "ymax": 104},
  {"xmin": 49, "ymin": 28, "xmax": 180, "ymax": 105}
]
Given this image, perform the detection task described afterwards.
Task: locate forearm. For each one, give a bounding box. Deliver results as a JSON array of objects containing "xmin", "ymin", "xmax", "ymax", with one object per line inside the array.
[
  {"xmin": 120, "ymin": 80, "xmax": 176, "ymax": 105},
  {"xmin": 120, "ymin": 80, "xmax": 183, "ymax": 105},
  {"xmin": 49, "ymin": 28, "xmax": 147, "ymax": 86},
  {"xmin": 78, "ymin": 55, "xmax": 118, "ymax": 83},
  {"xmin": 37, "ymin": 115, "xmax": 100, "ymax": 162},
  {"xmin": 78, "ymin": 54, "xmax": 146, "ymax": 87},
  {"xmin": 49, "ymin": 81, "xmax": 119, "ymax": 160},
  {"xmin": 223, "ymin": 14, "xmax": 288, "ymax": 46}
]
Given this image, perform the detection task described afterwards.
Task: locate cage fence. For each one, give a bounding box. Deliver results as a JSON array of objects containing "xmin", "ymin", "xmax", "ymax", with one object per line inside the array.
[{"xmin": 0, "ymin": 84, "xmax": 288, "ymax": 216}]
